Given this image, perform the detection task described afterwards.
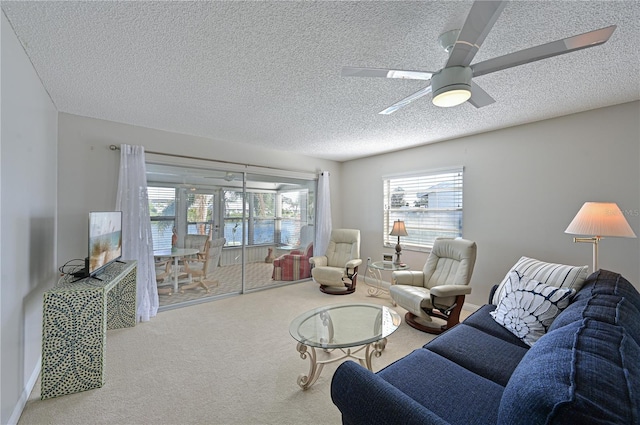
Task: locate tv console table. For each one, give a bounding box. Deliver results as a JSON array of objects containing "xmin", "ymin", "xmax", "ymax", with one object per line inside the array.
[{"xmin": 41, "ymin": 260, "xmax": 137, "ymax": 399}]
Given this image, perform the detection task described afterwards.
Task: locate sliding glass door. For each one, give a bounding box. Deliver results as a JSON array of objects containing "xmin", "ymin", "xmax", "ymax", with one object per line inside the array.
[
  {"xmin": 244, "ymin": 173, "xmax": 316, "ymax": 292},
  {"xmin": 147, "ymin": 163, "xmax": 316, "ymax": 309}
]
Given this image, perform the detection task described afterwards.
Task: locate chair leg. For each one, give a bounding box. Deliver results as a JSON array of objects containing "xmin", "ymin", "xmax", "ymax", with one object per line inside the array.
[
  {"xmin": 430, "ymin": 294, "xmax": 465, "ymax": 330},
  {"xmin": 319, "ymin": 285, "xmax": 356, "ymax": 295},
  {"xmin": 180, "ymin": 276, "xmax": 211, "ymax": 293},
  {"xmin": 203, "ymin": 278, "xmax": 219, "ymax": 288},
  {"xmin": 157, "ymin": 286, "xmax": 172, "ymax": 296},
  {"xmin": 404, "ymin": 313, "xmax": 446, "ymax": 334},
  {"xmin": 319, "ymin": 268, "xmax": 359, "ymax": 295},
  {"xmin": 406, "ymin": 295, "xmax": 466, "ymax": 335}
]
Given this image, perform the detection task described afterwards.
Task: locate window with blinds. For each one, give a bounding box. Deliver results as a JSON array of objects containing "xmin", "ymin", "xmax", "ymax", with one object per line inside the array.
[
  {"xmin": 383, "ymin": 167, "xmax": 463, "ymax": 251},
  {"xmin": 223, "ymin": 190, "xmax": 244, "ymax": 246},
  {"xmin": 148, "ymin": 186, "xmax": 177, "ymax": 251},
  {"xmin": 187, "ymin": 193, "xmax": 214, "ymax": 236}
]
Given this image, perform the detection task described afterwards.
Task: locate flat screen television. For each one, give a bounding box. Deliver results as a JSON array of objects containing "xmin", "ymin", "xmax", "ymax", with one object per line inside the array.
[{"xmin": 88, "ymin": 211, "xmax": 123, "ymax": 277}]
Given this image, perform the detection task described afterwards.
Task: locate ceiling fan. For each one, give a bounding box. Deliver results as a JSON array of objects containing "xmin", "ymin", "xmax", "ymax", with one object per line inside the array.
[{"xmin": 342, "ymin": 0, "xmax": 616, "ymax": 114}]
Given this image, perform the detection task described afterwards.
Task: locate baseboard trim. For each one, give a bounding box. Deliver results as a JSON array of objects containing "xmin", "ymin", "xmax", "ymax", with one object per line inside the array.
[{"xmin": 8, "ymin": 356, "xmax": 41, "ymax": 425}]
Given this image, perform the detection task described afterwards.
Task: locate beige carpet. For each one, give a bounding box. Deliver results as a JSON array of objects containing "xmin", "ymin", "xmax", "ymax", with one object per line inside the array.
[{"xmin": 19, "ymin": 281, "xmax": 469, "ymax": 425}]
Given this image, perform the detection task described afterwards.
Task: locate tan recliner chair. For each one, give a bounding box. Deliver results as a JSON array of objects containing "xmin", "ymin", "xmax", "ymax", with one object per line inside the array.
[
  {"xmin": 390, "ymin": 238, "xmax": 477, "ymax": 334},
  {"xmin": 310, "ymin": 229, "xmax": 362, "ymax": 295}
]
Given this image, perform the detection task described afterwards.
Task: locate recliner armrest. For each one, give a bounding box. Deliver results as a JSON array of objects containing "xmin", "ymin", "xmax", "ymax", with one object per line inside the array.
[
  {"xmin": 345, "ymin": 259, "xmax": 362, "ymax": 269},
  {"xmin": 430, "ymin": 285, "xmax": 472, "ymax": 298},
  {"xmin": 392, "ymin": 271, "xmax": 426, "ymax": 287},
  {"xmin": 309, "ymin": 256, "xmax": 327, "ymax": 267}
]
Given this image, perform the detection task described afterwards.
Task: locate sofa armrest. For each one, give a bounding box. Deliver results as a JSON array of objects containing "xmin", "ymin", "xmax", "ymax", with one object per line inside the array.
[
  {"xmin": 392, "ymin": 270, "xmax": 425, "ymax": 287},
  {"xmin": 345, "ymin": 259, "xmax": 362, "ymax": 269},
  {"xmin": 430, "ymin": 285, "xmax": 472, "ymax": 298},
  {"xmin": 331, "ymin": 361, "xmax": 451, "ymax": 425},
  {"xmin": 309, "ymin": 256, "xmax": 327, "ymax": 267}
]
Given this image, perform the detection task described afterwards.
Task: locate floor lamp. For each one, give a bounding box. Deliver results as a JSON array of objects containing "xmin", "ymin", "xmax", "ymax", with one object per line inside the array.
[{"xmin": 565, "ymin": 202, "xmax": 636, "ymax": 272}]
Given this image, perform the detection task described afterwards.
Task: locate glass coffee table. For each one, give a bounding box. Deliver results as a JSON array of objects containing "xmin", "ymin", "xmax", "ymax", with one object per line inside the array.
[{"xmin": 289, "ymin": 303, "xmax": 401, "ymax": 389}]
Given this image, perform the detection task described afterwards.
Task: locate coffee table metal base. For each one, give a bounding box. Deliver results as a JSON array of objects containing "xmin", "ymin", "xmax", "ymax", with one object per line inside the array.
[{"xmin": 295, "ymin": 338, "xmax": 387, "ymax": 390}]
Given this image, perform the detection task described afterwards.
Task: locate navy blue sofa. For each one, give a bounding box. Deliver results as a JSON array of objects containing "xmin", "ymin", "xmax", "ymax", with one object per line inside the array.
[{"xmin": 331, "ymin": 270, "xmax": 640, "ymax": 424}]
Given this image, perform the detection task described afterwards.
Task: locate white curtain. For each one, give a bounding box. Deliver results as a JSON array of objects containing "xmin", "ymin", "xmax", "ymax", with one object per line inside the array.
[
  {"xmin": 115, "ymin": 144, "xmax": 158, "ymax": 322},
  {"xmin": 316, "ymin": 171, "xmax": 332, "ymax": 256}
]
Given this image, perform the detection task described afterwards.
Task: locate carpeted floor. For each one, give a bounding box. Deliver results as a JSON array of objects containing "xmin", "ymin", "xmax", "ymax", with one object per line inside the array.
[{"xmin": 19, "ymin": 280, "xmax": 470, "ymax": 425}]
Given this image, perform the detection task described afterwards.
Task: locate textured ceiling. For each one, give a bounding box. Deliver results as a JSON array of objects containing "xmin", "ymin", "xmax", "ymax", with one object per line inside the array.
[{"xmin": 2, "ymin": 1, "xmax": 639, "ymax": 162}]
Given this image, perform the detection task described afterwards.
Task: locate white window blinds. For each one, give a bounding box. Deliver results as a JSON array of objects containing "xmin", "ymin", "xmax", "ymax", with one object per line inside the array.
[
  {"xmin": 148, "ymin": 186, "xmax": 177, "ymax": 250},
  {"xmin": 383, "ymin": 167, "xmax": 464, "ymax": 250}
]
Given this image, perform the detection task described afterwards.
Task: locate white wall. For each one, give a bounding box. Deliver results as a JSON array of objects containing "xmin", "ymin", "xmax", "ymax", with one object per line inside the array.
[
  {"xmin": 342, "ymin": 101, "xmax": 640, "ymax": 307},
  {"xmin": 1, "ymin": 12, "xmax": 58, "ymax": 425},
  {"xmin": 56, "ymin": 113, "xmax": 342, "ymax": 267}
]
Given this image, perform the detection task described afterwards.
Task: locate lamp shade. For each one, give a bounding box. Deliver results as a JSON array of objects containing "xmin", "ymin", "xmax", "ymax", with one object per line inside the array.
[
  {"xmin": 390, "ymin": 220, "xmax": 408, "ymax": 237},
  {"xmin": 565, "ymin": 202, "xmax": 636, "ymax": 238}
]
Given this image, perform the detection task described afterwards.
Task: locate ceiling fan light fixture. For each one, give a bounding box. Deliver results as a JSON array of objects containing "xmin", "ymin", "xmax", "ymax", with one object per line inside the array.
[
  {"xmin": 431, "ymin": 66, "xmax": 472, "ymax": 108},
  {"xmin": 433, "ymin": 88, "xmax": 472, "ymax": 107}
]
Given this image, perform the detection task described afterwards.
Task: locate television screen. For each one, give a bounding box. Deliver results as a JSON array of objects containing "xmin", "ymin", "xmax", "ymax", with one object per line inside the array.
[{"xmin": 88, "ymin": 211, "xmax": 123, "ymax": 276}]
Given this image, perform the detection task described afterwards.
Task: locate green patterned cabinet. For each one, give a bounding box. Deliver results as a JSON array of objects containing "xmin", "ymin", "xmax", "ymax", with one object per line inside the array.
[{"xmin": 41, "ymin": 260, "xmax": 137, "ymax": 399}]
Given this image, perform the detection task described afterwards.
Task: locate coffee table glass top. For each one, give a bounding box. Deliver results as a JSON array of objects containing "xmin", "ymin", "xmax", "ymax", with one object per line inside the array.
[{"xmin": 289, "ymin": 303, "xmax": 401, "ymax": 349}]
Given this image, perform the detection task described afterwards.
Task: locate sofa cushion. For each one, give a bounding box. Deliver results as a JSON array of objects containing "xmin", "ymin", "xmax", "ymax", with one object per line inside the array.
[
  {"xmin": 492, "ymin": 256, "xmax": 587, "ymax": 305},
  {"xmin": 551, "ymin": 292, "xmax": 640, "ymax": 332},
  {"xmin": 463, "ymin": 305, "xmax": 530, "ymax": 349},
  {"xmin": 549, "ymin": 270, "xmax": 640, "ymax": 346},
  {"xmin": 498, "ymin": 319, "xmax": 640, "ymax": 425},
  {"xmin": 425, "ymin": 323, "xmax": 529, "ymax": 386},
  {"xmin": 582, "ymin": 269, "xmax": 640, "ymax": 312},
  {"xmin": 490, "ymin": 271, "xmax": 575, "ymax": 346},
  {"xmin": 378, "ymin": 348, "xmax": 504, "ymax": 425},
  {"xmin": 331, "ymin": 361, "xmax": 452, "ymax": 425}
]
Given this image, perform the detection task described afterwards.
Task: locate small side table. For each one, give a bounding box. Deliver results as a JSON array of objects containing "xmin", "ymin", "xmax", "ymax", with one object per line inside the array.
[{"xmin": 364, "ymin": 260, "xmax": 409, "ymax": 297}]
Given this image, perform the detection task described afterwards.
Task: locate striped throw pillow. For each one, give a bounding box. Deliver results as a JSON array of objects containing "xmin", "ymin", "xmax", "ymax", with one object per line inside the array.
[{"xmin": 492, "ymin": 256, "xmax": 588, "ymax": 305}]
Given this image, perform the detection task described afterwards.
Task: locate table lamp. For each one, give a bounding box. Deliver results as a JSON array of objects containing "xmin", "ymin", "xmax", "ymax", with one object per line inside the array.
[
  {"xmin": 565, "ymin": 202, "xmax": 636, "ymax": 272},
  {"xmin": 390, "ymin": 220, "xmax": 408, "ymax": 265}
]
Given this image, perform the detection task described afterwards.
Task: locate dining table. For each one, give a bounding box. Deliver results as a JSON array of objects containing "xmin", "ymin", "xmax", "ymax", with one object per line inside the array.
[{"xmin": 153, "ymin": 247, "xmax": 200, "ymax": 294}]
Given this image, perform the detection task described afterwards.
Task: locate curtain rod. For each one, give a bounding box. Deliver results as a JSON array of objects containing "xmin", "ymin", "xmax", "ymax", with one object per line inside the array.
[{"xmin": 108, "ymin": 144, "xmax": 316, "ymax": 175}]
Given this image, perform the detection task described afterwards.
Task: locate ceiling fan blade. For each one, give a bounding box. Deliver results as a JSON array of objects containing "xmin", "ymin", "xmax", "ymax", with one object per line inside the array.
[
  {"xmin": 342, "ymin": 66, "xmax": 433, "ymax": 80},
  {"xmin": 446, "ymin": 1, "xmax": 507, "ymax": 68},
  {"xmin": 378, "ymin": 86, "xmax": 433, "ymax": 115},
  {"xmin": 471, "ymin": 25, "xmax": 617, "ymax": 78},
  {"xmin": 468, "ymin": 81, "xmax": 495, "ymax": 108}
]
